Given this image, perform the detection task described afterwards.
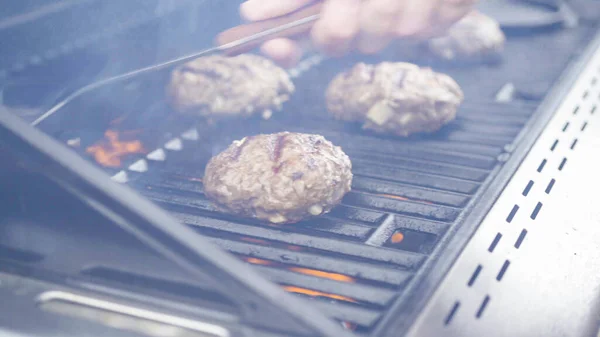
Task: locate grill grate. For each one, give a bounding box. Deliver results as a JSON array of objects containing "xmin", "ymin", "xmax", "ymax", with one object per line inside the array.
[
  {"xmin": 98, "ymin": 98, "xmax": 537, "ymax": 332},
  {"xmin": 15, "ymin": 2, "xmax": 597, "ymax": 333},
  {"xmin": 37, "ymin": 60, "xmax": 543, "ymax": 333}
]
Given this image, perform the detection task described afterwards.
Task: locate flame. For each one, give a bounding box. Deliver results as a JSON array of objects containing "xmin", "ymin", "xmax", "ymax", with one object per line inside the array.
[
  {"xmin": 86, "ymin": 130, "xmax": 145, "ymax": 167},
  {"xmin": 282, "ymin": 286, "xmax": 357, "ymax": 303},
  {"xmin": 243, "ymin": 257, "xmax": 273, "ymax": 266},
  {"xmin": 378, "ymin": 193, "xmax": 434, "ymax": 205},
  {"xmin": 379, "ymin": 194, "xmax": 409, "ymax": 201},
  {"xmin": 391, "ymin": 232, "xmax": 405, "ymax": 243},
  {"xmin": 341, "ymin": 321, "xmax": 358, "ymax": 331},
  {"xmin": 289, "ymin": 267, "xmax": 355, "ymax": 283}
]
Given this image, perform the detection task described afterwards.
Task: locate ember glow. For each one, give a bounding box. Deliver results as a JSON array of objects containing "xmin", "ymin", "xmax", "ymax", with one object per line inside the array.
[
  {"xmin": 391, "ymin": 232, "xmax": 405, "ymax": 243},
  {"xmin": 289, "ymin": 267, "xmax": 355, "ymax": 283},
  {"xmin": 86, "ymin": 130, "xmax": 145, "ymax": 167},
  {"xmin": 243, "ymin": 257, "xmax": 273, "ymax": 266},
  {"xmin": 286, "ymin": 245, "xmax": 304, "ymax": 251},
  {"xmin": 379, "ymin": 194, "xmax": 409, "ymax": 201},
  {"xmin": 242, "ymin": 256, "xmax": 355, "ymax": 283},
  {"xmin": 341, "ymin": 321, "xmax": 358, "ymax": 331},
  {"xmin": 378, "ymin": 193, "xmax": 434, "ymax": 205},
  {"xmin": 282, "ymin": 286, "xmax": 357, "ymax": 303}
]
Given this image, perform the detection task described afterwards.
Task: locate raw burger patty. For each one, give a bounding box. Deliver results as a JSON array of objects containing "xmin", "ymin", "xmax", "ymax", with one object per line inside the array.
[
  {"xmin": 203, "ymin": 132, "xmax": 352, "ymax": 224},
  {"xmin": 326, "ymin": 62, "xmax": 464, "ymax": 137},
  {"xmin": 167, "ymin": 54, "xmax": 294, "ymax": 120},
  {"xmin": 427, "ymin": 10, "xmax": 505, "ymax": 62}
]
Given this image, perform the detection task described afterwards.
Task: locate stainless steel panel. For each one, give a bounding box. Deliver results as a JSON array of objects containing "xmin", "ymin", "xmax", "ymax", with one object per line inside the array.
[{"xmin": 408, "ymin": 37, "xmax": 600, "ymax": 337}]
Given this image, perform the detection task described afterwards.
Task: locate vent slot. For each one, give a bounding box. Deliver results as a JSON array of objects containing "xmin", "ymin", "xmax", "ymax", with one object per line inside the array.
[
  {"xmin": 444, "ymin": 302, "xmax": 460, "ymax": 325},
  {"xmin": 545, "ymin": 179, "xmax": 556, "ymax": 194},
  {"xmin": 522, "ymin": 180, "xmax": 534, "ymax": 196},
  {"xmin": 488, "ymin": 233, "xmax": 502, "ymax": 253},
  {"xmin": 514, "ymin": 229, "xmax": 528, "ymax": 249},
  {"xmin": 496, "ymin": 260, "xmax": 510, "ymax": 281},
  {"xmin": 475, "ymin": 295, "xmax": 490, "ymax": 319},
  {"xmin": 506, "ymin": 205, "xmax": 519, "ymax": 223},
  {"xmin": 467, "ymin": 265, "xmax": 482, "ymax": 287}
]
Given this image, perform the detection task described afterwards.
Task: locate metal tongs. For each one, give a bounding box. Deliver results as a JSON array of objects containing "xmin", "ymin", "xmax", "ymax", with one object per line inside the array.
[{"xmin": 32, "ymin": 1, "xmax": 323, "ymax": 126}]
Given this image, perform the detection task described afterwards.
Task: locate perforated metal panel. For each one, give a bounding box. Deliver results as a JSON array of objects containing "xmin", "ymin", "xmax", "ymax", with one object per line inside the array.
[{"xmin": 408, "ymin": 30, "xmax": 600, "ymax": 337}]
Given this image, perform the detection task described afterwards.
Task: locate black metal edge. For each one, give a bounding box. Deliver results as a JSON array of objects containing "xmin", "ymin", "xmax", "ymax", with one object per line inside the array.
[
  {"xmin": 0, "ymin": 110, "xmax": 354, "ymax": 337},
  {"xmin": 372, "ymin": 29, "xmax": 600, "ymax": 337}
]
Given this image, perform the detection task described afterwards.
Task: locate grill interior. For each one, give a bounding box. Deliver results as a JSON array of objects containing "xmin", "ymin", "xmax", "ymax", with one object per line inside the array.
[{"xmin": 2, "ymin": 0, "xmax": 600, "ymax": 335}]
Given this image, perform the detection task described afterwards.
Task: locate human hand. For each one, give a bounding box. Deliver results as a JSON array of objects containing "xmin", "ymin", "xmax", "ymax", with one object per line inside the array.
[{"xmin": 240, "ymin": 0, "xmax": 478, "ymax": 67}]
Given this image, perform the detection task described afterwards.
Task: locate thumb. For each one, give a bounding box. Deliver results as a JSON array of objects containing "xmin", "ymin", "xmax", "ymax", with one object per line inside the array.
[{"xmin": 240, "ymin": 0, "xmax": 315, "ymax": 21}]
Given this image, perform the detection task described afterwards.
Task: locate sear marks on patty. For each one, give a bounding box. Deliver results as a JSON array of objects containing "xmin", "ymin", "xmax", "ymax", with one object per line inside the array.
[
  {"xmin": 326, "ymin": 62, "xmax": 464, "ymax": 137},
  {"xmin": 426, "ymin": 10, "xmax": 506, "ymax": 63},
  {"xmin": 167, "ymin": 54, "xmax": 294, "ymax": 120},
  {"xmin": 203, "ymin": 132, "xmax": 352, "ymax": 224}
]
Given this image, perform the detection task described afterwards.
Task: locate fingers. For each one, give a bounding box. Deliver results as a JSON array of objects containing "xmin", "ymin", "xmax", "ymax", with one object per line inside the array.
[
  {"xmin": 240, "ymin": 0, "xmax": 314, "ymax": 21},
  {"xmin": 311, "ymin": 0, "xmax": 361, "ymax": 56},
  {"xmin": 397, "ymin": 0, "xmax": 478, "ymax": 39},
  {"xmin": 421, "ymin": 2, "xmax": 476, "ymax": 38},
  {"xmin": 260, "ymin": 38, "xmax": 304, "ymax": 68},
  {"xmin": 239, "ymin": 0, "xmax": 478, "ymax": 61},
  {"xmin": 355, "ymin": 0, "xmax": 405, "ymax": 54},
  {"xmin": 395, "ymin": 0, "xmax": 437, "ymax": 37}
]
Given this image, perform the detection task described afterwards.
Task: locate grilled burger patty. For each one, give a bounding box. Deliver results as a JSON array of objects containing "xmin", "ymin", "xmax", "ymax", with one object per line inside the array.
[
  {"xmin": 167, "ymin": 54, "xmax": 294, "ymax": 120},
  {"xmin": 203, "ymin": 132, "xmax": 352, "ymax": 224},
  {"xmin": 426, "ymin": 11, "xmax": 505, "ymax": 63},
  {"xmin": 326, "ymin": 62, "xmax": 464, "ymax": 137}
]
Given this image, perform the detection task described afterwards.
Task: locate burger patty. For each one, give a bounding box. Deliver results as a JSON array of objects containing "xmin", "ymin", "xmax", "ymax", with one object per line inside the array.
[
  {"xmin": 167, "ymin": 54, "xmax": 294, "ymax": 120},
  {"xmin": 203, "ymin": 132, "xmax": 353, "ymax": 224},
  {"xmin": 326, "ymin": 62, "xmax": 464, "ymax": 137},
  {"xmin": 426, "ymin": 10, "xmax": 506, "ymax": 63}
]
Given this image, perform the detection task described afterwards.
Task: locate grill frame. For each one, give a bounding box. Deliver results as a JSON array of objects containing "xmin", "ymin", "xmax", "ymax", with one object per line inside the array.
[
  {"xmin": 374, "ymin": 24, "xmax": 600, "ymax": 337},
  {"xmin": 20, "ymin": 23, "xmax": 599, "ymax": 337},
  {"xmin": 1, "ymin": 1, "xmax": 599, "ymax": 335},
  {"xmin": 405, "ymin": 28, "xmax": 600, "ymax": 337}
]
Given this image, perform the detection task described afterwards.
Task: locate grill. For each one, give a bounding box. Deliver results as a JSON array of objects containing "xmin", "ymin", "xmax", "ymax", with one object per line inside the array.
[{"xmin": 2, "ymin": 1, "xmax": 600, "ymax": 336}]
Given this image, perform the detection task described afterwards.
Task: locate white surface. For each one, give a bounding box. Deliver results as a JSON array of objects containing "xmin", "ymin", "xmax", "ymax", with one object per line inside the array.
[{"xmin": 409, "ymin": 41, "xmax": 600, "ymax": 337}]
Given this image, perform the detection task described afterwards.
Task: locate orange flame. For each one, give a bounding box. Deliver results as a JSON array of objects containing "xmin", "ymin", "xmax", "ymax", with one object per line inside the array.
[
  {"xmin": 378, "ymin": 193, "xmax": 434, "ymax": 205},
  {"xmin": 86, "ymin": 130, "xmax": 145, "ymax": 167},
  {"xmin": 379, "ymin": 194, "xmax": 409, "ymax": 201},
  {"xmin": 243, "ymin": 257, "xmax": 273, "ymax": 266},
  {"xmin": 282, "ymin": 286, "xmax": 357, "ymax": 303},
  {"xmin": 341, "ymin": 321, "xmax": 358, "ymax": 331},
  {"xmin": 391, "ymin": 232, "xmax": 405, "ymax": 243},
  {"xmin": 289, "ymin": 267, "xmax": 355, "ymax": 283}
]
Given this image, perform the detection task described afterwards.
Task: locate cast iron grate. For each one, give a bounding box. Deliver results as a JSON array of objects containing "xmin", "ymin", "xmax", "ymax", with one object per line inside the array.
[{"xmin": 88, "ymin": 99, "xmax": 537, "ymax": 333}]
